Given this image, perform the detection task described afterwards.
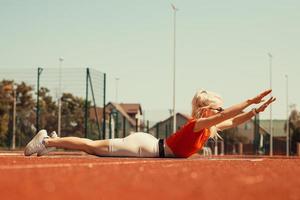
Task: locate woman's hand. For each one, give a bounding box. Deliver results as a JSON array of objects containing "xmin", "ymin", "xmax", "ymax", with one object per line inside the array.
[
  {"xmin": 250, "ymin": 89, "xmax": 272, "ymax": 104},
  {"xmin": 256, "ymin": 96, "xmax": 276, "ymax": 113}
]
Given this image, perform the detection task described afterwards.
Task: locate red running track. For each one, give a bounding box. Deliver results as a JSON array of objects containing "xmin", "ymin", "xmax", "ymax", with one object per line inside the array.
[{"xmin": 1, "ymin": 152, "xmax": 300, "ymax": 200}]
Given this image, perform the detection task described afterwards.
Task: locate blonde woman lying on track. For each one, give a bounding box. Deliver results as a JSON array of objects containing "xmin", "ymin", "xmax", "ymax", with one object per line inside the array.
[{"xmin": 24, "ymin": 89, "xmax": 276, "ymax": 158}]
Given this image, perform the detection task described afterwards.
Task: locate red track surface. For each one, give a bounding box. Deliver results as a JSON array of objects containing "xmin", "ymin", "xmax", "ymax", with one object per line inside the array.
[{"xmin": 1, "ymin": 152, "xmax": 300, "ymax": 200}]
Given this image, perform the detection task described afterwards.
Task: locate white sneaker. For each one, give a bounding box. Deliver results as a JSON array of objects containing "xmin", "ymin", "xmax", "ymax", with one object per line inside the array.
[
  {"xmin": 24, "ymin": 130, "xmax": 49, "ymax": 156},
  {"xmin": 37, "ymin": 131, "xmax": 58, "ymax": 156}
]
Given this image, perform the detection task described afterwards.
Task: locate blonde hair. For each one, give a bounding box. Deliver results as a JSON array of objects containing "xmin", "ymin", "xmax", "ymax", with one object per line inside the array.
[{"xmin": 191, "ymin": 90, "xmax": 224, "ymax": 139}]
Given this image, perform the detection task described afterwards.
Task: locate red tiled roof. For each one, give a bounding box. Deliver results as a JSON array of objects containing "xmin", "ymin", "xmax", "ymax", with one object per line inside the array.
[
  {"xmin": 89, "ymin": 107, "xmax": 104, "ymax": 123},
  {"xmin": 89, "ymin": 103, "xmax": 143, "ymax": 127},
  {"xmin": 119, "ymin": 103, "xmax": 142, "ymax": 114},
  {"xmin": 107, "ymin": 102, "xmax": 137, "ymax": 126}
]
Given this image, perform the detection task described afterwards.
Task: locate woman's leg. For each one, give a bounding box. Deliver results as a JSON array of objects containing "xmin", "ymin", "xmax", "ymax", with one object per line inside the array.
[
  {"xmin": 44, "ymin": 132, "xmax": 160, "ymax": 157},
  {"xmin": 107, "ymin": 132, "xmax": 159, "ymax": 157},
  {"xmin": 44, "ymin": 137, "xmax": 110, "ymax": 155}
]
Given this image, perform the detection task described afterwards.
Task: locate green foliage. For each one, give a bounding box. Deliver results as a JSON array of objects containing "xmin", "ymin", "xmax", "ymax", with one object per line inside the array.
[
  {"xmin": 287, "ymin": 109, "xmax": 300, "ymax": 155},
  {"xmin": 0, "ymin": 80, "xmax": 14, "ymax": 147},
  {"xmin": 87, "ymin": 120, "xmax": 101, "ymax": 140},
  {"xmin": 15, "ymin": 82, "xmax": 36, "ymax": 146},
  {"xmin": 0, "ymin": 114, "xmax": 9, "ymax": 147},
  {"xmin": 38, "ymin": 87, "xmax": 58, "ymax": 133},
  {"xmin": 61, "ymin": 93, "xmax": 85, "ymax": 137},
  {"xmin": 0, "ymin": 79, "xmax": 97, "ymax": 147}
]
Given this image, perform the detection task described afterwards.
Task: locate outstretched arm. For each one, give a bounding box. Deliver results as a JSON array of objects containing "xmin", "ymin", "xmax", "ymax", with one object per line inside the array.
[
  {"xmin": 194, "ymin": 89, "xmax": 273, "ymax": 132},
  {"xmin": 216, "ymin": 96, "xmax": 276, "ymax": 131}
]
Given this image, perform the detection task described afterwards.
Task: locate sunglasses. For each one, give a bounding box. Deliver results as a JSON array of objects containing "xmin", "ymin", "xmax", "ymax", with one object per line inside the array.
[{"xmin": 209, "ymin": 107, "xmax": 224, "ymax": 112}]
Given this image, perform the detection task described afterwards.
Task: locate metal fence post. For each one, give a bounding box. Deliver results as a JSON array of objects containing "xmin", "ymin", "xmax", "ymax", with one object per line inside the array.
[
  {"xmin": 102, "ymin": 73, "xmax": 106, "ymax": 139},
  {"xmin": 122, "ymin": 116, "xmax": 126, "ymax": 138},
  {"xmin": 156, "ymin": 124, "xmax": 159, "ymax": 139},
  {"xmin": 85, "ymin": 68, "xmax": 89, "ymax": 138},
  {"xmin": 109, "ymin": 112, "xmax": 112, "ymax": 139},
  {"xmin": 147, "ymin": 120, "xmax": 149, "ymax": 133},
  {"xmin": 36, "ymin": 67, "xmax": 43, "ymax": 132}
]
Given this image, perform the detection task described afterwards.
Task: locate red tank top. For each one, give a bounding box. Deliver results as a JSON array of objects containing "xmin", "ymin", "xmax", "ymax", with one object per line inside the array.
[{"xmin": 166, "ymin": 119, "xmax": 210, "ymax": 158}]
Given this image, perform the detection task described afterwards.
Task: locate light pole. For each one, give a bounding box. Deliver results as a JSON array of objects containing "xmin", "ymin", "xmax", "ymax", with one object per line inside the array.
[
  {"xmin": 58, "ymin": 57, "xmax": 64, "ymax": 137},
  {"xmin": 171, "ymin": 4, "xmax": 178, "ymax": 133},
  {"xmin": 12, "ymin": 86, "xmax": 16, "ymax": 149},
  {"xmin": 268, "ymin": 53, "xmax": 273, "ymax": 156},
  {"xmin": 285, "ymin": 74, "xmax": 289, "ymax": 156},
  {"xmin": 115, "ymin": 78, "xmax": 119, "ymax": 103}
]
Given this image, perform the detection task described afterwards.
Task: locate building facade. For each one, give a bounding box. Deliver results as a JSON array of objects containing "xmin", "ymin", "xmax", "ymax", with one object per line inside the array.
[
  {"xmin": 89, "ymin": 102, "xmax": 144, "ymax": 139},
  {"xmin": 149, "ymin": 113, "xmax": 190, "ymax": 139}
]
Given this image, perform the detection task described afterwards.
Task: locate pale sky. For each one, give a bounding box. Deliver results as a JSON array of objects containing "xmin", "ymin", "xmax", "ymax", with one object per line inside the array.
[{"xmin": 0, "ymin": 0, "xmax": 299, "ymax": 122}]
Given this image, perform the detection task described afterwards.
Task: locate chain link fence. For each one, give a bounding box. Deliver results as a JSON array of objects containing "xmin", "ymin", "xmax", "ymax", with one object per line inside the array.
[{"xmin": 0, "ymin": 67, "xmax": 106, "ymax": 149}]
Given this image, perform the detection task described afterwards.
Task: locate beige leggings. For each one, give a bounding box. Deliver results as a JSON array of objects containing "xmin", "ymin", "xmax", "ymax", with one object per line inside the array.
[{"xmin": 106, "ymin": 132, "xmax": 160, "ymax": 157}]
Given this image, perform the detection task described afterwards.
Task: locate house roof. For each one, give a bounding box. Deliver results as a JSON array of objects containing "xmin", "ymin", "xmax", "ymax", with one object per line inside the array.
[
  {"xmin": 149, "ymin": 112, "xmax": 191, "ymax": 130},
  {"xmin": 89, "ymin": 107, "xmax": 104, "ymax": 123},
  {"xmin": 180, "ymin": 113, "xmax": 191, "ymax": 120},
  {"xmin": 106, "ymin": 102, "xmax": 137, "ymax": 126},
  {"xmin": 89, "ymin": 103, "xmax": 140, "ymax": 127},
  {"xmin": 160, "ymin": 112, "xmax": 190, "ymax": 125},
  {"xmin": 258, "ymin": 119, "xmax": 287, "ymax": 137},
  {"xmin": 119, "ymin": 103, "xmax": 142, "ymax": 115}
]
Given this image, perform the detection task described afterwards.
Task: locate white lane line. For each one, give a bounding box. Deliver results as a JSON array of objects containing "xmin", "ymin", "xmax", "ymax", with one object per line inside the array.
[
  {"xmin": 0, "ymin": 153, "xmax": 24, "ymax": 156},
  {"xmin": 250, "ymin": 159, "xmax": 264, "ymax": 162},
  {"xmin": 0, "ymin": 158, "xmax": 266, "ymax": 170},
  {"xmin": 0, "ymin": 160, "xmax": 179, "ymax": 170},
  {"xmin": 0, "ymin": 153, "xmax": 86, "ymax": 156},
  {"xmin": 208, "ymin": 158, "xmax": 264, "ymax": 161}
]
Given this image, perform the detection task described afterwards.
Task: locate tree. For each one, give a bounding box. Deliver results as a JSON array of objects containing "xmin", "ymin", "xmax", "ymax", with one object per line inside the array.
[
  {"xmin": 61, "ymin": 93, "xmax": 92, "ymax": 138},
  {"xmin": 0, "ymin": 80, "xmax": 36, "ymax": 147},
  {"xmin": 0, "ymin": 80, "xmax": 13, "ymax": 147},
  {"xmin": 38, "ymin": 87, "xmax": 58, "ymax": 133},
  {"xmin": 285, "ymin": 108, "xmax": 300, "ymax": 155},
  {"xmin": 15, "ymin": 81, "xmax": 36, "ymax": 146},
  {"xmin": 0, "ymin": 78, "xmax": 96, "ymax": 147}
]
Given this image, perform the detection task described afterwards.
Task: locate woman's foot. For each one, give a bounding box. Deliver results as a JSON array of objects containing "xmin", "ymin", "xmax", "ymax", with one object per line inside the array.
[
  {"xmin": 24, "ymin": 130, "xmax": 49, "ymax": 156},
  {"xmin": 37, "ymin": 131, "xmax": 58, "ymax": 156}
]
